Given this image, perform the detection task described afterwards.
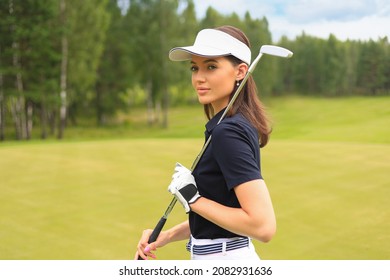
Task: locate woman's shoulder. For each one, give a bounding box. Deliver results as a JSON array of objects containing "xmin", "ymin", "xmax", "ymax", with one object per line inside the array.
[
  {"xmin": 213, "ymin": 113, "xmax": 256, "ymax": 138},
  {"xmin": 215, "ymin": 113, "xmax": 253, "ymax": 130}
]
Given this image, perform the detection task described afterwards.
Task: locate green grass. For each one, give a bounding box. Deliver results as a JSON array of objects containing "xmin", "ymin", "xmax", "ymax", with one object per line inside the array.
[
  {"xmin": 0, "ymin": 96, "xmax": 389, "ymax": 259},
  {"xmin": 266, "ymin": 96, "xmax": 390, "ymax": 144}
]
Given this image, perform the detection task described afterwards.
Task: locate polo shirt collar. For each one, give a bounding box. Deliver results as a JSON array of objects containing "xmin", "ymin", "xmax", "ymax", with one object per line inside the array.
[{"xmin": 205, "ymin": 107, "xmax": 226, "ymax": 136}]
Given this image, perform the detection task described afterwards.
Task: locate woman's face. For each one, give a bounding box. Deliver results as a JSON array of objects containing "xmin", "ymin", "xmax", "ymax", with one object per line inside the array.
[{"xmin": 190, "ymin": 55, "xmax": 247, "ymax": 113}]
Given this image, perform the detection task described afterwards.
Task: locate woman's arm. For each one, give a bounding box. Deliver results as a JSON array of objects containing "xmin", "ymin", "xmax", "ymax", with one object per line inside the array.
[
  {"xmin": 190, "ymin": 179, "xmax": 276, "ymax": 242},
  {"xmin": 167, "ymin": 220, "xmax": 191, "ymax": 242},
  {"xmin": 135, "ymin": 220, "xmax": 190, "ymax": 260}
]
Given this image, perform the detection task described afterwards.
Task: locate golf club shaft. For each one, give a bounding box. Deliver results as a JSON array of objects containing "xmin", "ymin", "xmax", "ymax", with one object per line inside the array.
[{"xmin": 145, "ymin": 196, "xmax": 177, "ymax": 244}]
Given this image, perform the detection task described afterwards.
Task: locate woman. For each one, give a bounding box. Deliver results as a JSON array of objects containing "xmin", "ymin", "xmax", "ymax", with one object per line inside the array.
[{"xmin": 135, "ymin": 25, "xmax": 276, "ymax": 260}]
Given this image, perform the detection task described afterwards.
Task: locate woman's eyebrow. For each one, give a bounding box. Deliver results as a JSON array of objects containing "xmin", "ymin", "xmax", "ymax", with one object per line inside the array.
[{"xmin": 190, "ymin": 59, "xmax": 219, "ymax": 64}]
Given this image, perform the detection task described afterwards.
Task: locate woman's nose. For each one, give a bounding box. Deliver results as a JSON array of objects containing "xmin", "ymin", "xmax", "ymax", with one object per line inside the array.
[{"xmin": 193, "ymin": 71, "xmax": 206, "ymax": 83}]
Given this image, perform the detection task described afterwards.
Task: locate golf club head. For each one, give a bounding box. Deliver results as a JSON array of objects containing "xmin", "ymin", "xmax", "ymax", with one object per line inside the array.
[{"xmin": 260, "ymin": 45, "xmax": 293, "ymax": 58}]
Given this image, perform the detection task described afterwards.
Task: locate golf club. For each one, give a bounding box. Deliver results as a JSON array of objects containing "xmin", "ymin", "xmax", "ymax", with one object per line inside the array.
[{"xmin": 137, "ymin": 44, "xmax": 292, "ymax": 260}]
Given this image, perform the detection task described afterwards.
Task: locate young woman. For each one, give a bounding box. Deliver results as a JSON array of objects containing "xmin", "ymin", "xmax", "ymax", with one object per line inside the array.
[{"xmin": 135, "ymin": 25, "xmax": 276, "ymax": 260}]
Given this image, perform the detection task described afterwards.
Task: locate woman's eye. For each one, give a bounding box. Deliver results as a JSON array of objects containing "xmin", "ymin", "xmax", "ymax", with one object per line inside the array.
[
  {"xmin": 207, "ymin": 65, "xmax": 217, "ymax": 70},
  {"xmin": 190, "ymin": 66, "xmax": 198, "ymax": 72}
]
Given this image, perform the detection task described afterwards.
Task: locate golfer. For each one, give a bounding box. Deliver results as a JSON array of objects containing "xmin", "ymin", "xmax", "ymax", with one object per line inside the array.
[{"xmin": 135, "ymin": 25, "xmax": 276, "ymax": 260}]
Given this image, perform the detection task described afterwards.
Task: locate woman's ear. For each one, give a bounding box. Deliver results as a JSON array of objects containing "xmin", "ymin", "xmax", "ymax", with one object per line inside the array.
[{"xmin": 236, "ymin": 63, "xmax": 249, "ymax": 80}]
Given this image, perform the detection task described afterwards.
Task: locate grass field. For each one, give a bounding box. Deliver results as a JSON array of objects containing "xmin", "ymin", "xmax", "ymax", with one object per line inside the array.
[{"xmin": 0, "ymin": 96, "xmax": 389, "ymax": 260}]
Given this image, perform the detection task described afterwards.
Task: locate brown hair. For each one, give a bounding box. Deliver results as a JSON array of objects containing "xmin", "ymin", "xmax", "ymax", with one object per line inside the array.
[{"xmin": 204, "ymin": 25, "xmax": 271, "ymax": 148}]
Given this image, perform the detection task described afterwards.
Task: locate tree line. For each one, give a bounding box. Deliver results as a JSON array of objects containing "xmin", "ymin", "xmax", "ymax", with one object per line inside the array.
[{"xmin": 0, "ymin": 0, "xmax": 389, "ymax": 141}]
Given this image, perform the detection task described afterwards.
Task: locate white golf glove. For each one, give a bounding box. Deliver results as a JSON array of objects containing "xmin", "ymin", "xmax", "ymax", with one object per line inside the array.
[{"xmin": 168, "ymin": 163, "xmax": 201, "ymax": 213}]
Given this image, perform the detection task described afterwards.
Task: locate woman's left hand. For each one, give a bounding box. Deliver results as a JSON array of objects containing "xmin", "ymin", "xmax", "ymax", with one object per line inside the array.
[{"xmin": 167, "ymin": 163, "xmax": 201, "ymax": 213}]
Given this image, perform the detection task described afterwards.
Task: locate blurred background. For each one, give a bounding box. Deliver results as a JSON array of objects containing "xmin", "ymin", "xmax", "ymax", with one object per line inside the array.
[{"xmin": 0, "ymin": 0, "xmax": 389, "ymax": 260}]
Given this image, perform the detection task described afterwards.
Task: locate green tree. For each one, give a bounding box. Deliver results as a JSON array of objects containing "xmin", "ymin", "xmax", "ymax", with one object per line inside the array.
[
  {"xmin": 357, "ymin": 39, "xmax": 387, "ymax": 95},
  {"xmin": 168, "ymin": 0, "xmax": 199, "ymax": 104},
  {"xmin": 291, "ymin": 33, "xmax": 323, "ymax": 94},
  {"xmin": 274, "ymin": 35, "xmax": 295, "ymax": 94},
  {"xmin": 0, "ymin": 0, "xmax": 60, "ymax": 140},
  {"xmin": 124, "ymin": 0, "xmax": 179, "ymax": 126},
  {"xmin": 0, "ymin": 44, "xmax": 4, "ymax": 140},
  {"xmin": 2, "ymin": 0, "xmax": 28, "ymax": 140},
  {"xmin": 320, "ymin": 34, "xmax": 346, "ymax": 96},
  {"xmin": 30, "ymin": 1, "xmax": 61, "ymax": 139},
  {"xmin": 66, "ymin": 0, "xmax": 110, "ymax": 127},
  {"xmin": 343, "ymin": 40, "xmax": 361, "ymax": 95},
  {"xmin": 242, "ymin": 13, "xmax": 273, "ymax": 95},
  {"xmin": 0, "ymin": 3, "xmax": 11, "ymax": 140},
  {"xmin": 381, "ymin": 37, "xmax": 390, "ymax": 94},
  {"xmin": 95, "ymin": 0, "xmax": 129, "ymax": 126},
  {"xmin": 199, "ymin": 7, "xmax": 225, "ymax": 29}
]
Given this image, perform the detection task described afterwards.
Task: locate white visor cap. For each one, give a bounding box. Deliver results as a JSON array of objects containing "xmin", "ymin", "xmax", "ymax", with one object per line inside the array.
[{"xmin": 169, "ymin": 29, "xmax": 251, "ymax": 65}]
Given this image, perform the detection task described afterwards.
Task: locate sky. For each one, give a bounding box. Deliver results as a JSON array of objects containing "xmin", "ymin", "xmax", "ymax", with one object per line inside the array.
[{"xmin": 192, "ymin": 0, "xmax": 390, "ymax": 42}]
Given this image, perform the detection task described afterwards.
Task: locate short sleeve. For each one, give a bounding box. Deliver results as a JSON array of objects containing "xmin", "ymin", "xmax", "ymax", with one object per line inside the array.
[{"xmin": 211, "ymin": 120, "xmax": 262, "ymax": 190}]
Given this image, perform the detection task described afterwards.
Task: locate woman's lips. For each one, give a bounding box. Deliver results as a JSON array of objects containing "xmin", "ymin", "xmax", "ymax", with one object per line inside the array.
[{"xmin": 196, "ymin": 87, "xmax": 210, "ymax": 95}]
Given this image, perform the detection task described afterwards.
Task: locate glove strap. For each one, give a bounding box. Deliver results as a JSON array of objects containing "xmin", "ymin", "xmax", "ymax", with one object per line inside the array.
[{"xmin": 179, "ymin": 184, "xmax": 198, "ymax": 202}]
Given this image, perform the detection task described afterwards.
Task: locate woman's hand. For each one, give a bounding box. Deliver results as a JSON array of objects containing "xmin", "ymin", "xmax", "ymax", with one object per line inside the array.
[
  {"xmin": 134, "ymin": 229, "xmax": 169, "ymax": 260},
  {"xmin": 168, "ymin": 162, "xmax": 201, "ymax": 213}
]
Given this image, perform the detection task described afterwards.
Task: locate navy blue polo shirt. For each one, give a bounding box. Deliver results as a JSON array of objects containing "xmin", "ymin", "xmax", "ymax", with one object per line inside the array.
[{"xmin": 191, "ymin": 109, "xmax": 263, "ymax": 239}]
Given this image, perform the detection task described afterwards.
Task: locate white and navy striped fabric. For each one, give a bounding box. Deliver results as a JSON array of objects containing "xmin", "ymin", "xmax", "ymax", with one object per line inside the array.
[{"xmin": 186, "ymin": 237, "xmax": 249, "ymax": 255}]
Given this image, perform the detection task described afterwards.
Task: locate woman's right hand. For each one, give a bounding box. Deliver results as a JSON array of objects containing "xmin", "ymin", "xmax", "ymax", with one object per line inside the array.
[{"xmin": 134, "ymin": 229, "xmax": 169, "ymax": 260}]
